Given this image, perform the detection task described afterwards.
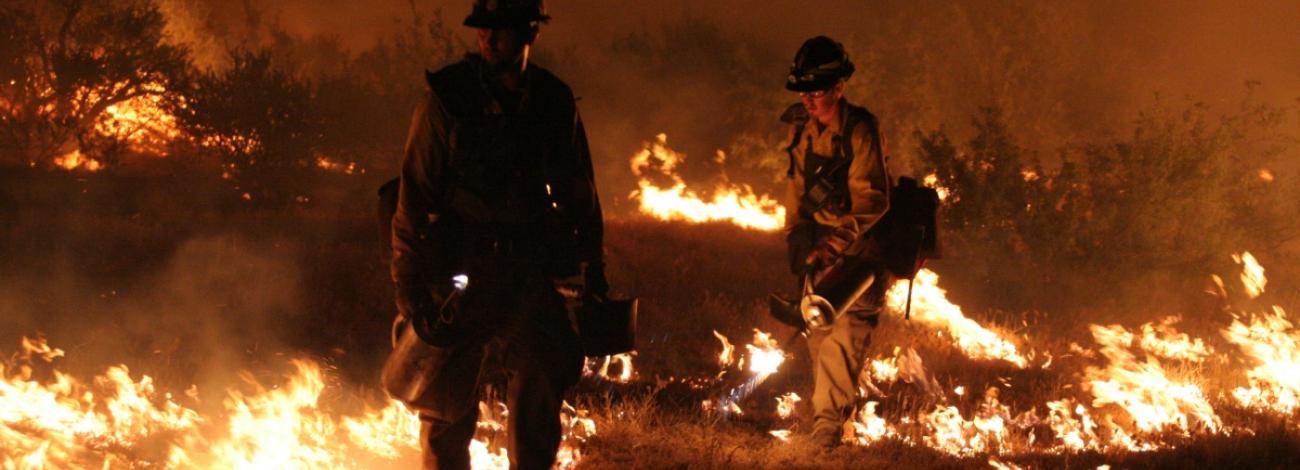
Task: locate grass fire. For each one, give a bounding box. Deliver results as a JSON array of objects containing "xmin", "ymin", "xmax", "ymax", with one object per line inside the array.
[{"xmin": 2, "ymin": 0, "xmax": 1299, "ymax": 469}]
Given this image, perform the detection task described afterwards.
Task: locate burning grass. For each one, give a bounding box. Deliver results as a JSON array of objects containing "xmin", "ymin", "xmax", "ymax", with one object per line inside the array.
[{"xmin": 4, "ymin": 168, "xmax": 1300, "ymax": 469}]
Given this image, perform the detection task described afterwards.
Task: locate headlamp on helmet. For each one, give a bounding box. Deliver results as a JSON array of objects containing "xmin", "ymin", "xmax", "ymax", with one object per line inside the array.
[{"xmin": 786, "ymin": 36, "xmax": 854, "ymax": 92}]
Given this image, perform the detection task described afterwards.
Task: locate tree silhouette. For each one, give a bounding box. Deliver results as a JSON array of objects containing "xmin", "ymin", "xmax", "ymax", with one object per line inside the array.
[{"xmin": 0, "ymin": 0, "xmax": 188, "ymax": 166}]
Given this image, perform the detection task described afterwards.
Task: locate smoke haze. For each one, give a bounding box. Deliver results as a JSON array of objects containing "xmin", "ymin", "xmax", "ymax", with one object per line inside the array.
[{"xmin": 163, "ymin": 0, "xmax": 1300, "ymax": 192}]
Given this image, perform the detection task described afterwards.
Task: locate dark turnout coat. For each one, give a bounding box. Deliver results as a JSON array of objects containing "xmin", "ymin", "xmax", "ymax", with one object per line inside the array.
[{"xmin": 390, "ymin": 54, "xmax": 604, "ymax": 320}]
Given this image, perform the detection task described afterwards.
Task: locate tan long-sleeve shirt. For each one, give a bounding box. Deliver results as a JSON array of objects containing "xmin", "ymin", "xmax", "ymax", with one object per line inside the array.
[{"xmin": 785, "ymin": 99, "xmax": 890, "ymax": 233}]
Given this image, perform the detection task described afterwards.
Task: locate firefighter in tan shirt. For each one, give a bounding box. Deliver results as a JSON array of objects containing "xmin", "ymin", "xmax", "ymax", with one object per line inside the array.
[{"xmin": 781, "ymin": 36, "xmax": 892, "ymax": 448}]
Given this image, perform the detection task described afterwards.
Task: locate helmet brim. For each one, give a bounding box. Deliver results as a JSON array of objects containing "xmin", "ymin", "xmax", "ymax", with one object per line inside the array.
[
  {"xmin": 463, "ymin": 13, "xmax": 551, "ymax": 28},
  {"xmin": 785, "ymin": 74, "xmax": 841, "ymax": 92}
]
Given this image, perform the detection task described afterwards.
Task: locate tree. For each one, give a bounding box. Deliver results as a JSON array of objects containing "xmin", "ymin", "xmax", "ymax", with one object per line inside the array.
[
  {"xmin": 171, "ymin": 48, "xmax": 315, "ymax": 203},
  {"xmin": 918, "ymin": 97, "xmax": 1297, "ymax": 313},
  {"xmin": 174, "ymin": 48, "xmax": 314, "ymax": 171},
  {"xmin": 0, "ymin": 0, "xmax": 189, "ymax": 166}
]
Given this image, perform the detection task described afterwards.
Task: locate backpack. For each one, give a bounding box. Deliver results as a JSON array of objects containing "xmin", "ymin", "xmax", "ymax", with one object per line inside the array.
[{"xmin": 873, "ymin": 175, "xmax": 942, "ymax": 279}]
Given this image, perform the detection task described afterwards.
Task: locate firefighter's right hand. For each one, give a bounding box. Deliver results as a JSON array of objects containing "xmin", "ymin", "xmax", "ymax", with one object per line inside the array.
[
  {"xmin": 397, "ymin": 280, "xmax": 464, "ymax": 347},
  {"xmin": 804, "ymin": 226, "xmax": 855, "ymax": 268}
]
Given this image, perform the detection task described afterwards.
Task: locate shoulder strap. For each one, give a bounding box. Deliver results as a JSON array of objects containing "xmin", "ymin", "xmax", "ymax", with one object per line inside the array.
[
  {"xmin": 838, "ymin": 105, "xmax": 881, "ymax": 167},
  {"xmin": 781, "ymin": 103, "xmax": 809, "ymax": 178},
  {"xmin": 840, "ymin": 105, "xmax": 888, "ymax": 201}
]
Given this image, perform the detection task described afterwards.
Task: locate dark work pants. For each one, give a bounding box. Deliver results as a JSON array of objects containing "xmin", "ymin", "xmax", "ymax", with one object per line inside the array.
[{"xmin": 413, "ymin": 276, "xmax": 584, "ymax": 470}]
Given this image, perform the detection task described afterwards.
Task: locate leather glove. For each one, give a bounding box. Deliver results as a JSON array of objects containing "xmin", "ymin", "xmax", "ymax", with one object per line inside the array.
[
  {"xmin": 584, "ymin": 260, "xmax": 610, "ymax": 300},
  {"xmin": 804, "ymin": 224, "xmax": 856, "ymax": 269},
  {"xmin": 396, "ymin": 280, "xmax": 463, "ymax": 347}
]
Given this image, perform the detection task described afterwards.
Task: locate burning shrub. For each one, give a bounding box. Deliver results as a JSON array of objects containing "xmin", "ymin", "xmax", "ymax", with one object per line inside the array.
[{"xmin": 0, "ymin": 0, "xmax": 189, "ymax": 167}]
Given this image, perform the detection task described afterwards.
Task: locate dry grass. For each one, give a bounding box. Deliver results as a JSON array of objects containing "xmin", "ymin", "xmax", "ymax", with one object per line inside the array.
[{"xmin": 3, "ymin": 168, "xmax": 1300, "ymax": 469}]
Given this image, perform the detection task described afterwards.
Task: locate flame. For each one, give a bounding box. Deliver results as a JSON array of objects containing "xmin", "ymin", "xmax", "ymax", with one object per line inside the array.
[
  {"xmin": 1137, "ymin": 316, "xmax": 1212, "ymax": 363},
  {"xmin": 712, "ymin": 330, "xmax": 736, "ymax": 369},
  {"xmin": 1084, "ymin": 323, "xmax": 1221, "ymax": 437},
  {"xmin": 316, "ymin": 157, "xmax": 364, "ymax": 175},
  {"xmin": 1258, "ymin": 169, "xmax": 1275, "ymax": 182},
  {"xmin": 556, "ymin": 401, "xmax": 596, "ymax": 469},
  {"xmin": 52, "ymin": 150, "xmax": 104, "ymax": 172},
  {"xmin": 341, "ymin": 400, "xmax": 421, "ymax": 460},
  {"xmin": 774, "ymin": 392, "xmax": 801, "ymax": 419},
  {"xmin": 205, "ymin": 360, "xmax": 344, "ymax": 468},
  {"xmin": 94, "ymin": 83, "xmax": 182, "ymax": 156},
  {"xmin": 1222, "ymin": 306, "xmax": 1300, "ymax": 414},
  {"xmin": 921, "ymin": 388, "xmax": 1011, "ymax": 456},
  {"xmin": 1233, "ymin": 252, "xmax": 1267, "ymax": 299},
  {"xmin": 988, "ymin": 457, "xmax": 1025, "ymax": 470},
  {"xmin": 468, "ymin": 439, "xmax": 510, "ymax": 469},
  {"xmin": 888, "ymin": 269, "xmax": 1029, "ymax": 367},
  {"xmin": 745, "ymin": 330, "xmax": 786, "ymax": 378},
  {"xmin": 629, "ymin": 133, "xmax": 786, "ymax": 231},
  {"xmin": 860, "ymin": 347, "xmax": 942, "ymax": 398},
  {"xmin": 868, "ymin": 355, "xmax": 900, "ymax": 384},
  {"xmin": 590, "ymin": 353, "xmax": 635, "ymax": 383},
  {"xmin": 847, "ymin": 401, "xmax": 896, "ymax": 445},
  {"xmin": 923, "ymin": 173, "xmax": 951, "ymax": 202},
  {"xmin": 2, "ymin": 337, "xmax": 202, "ymax": 468},
  {"xmin": 1045, "ymin": 399, "xmax": 1102, "ymax": 451},
  {"xmin": 47, "ymin": 82, "xmax": 183, "ymax": 171},
  {"xmin": 1, "ymin": 338, "xmax": 594, "ymax": 469},
  {"xmin": 707, "ymin": 330, "xmax": 788, "ymax": 417}
]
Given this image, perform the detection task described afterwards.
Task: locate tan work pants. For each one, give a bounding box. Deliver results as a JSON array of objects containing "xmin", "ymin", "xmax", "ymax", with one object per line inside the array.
[{"xmin": 804, "ymin": 268, "xmax": 891, "ymax": 438}]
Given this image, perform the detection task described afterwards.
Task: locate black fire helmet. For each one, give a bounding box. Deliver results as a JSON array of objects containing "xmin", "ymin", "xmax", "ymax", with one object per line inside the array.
[
  {"xmin": 464, "ymin": 0, "xmax": 552, "ymax": 28},
  {"xmin": 786, "ymin": 36, "xmax": 855, "ymax": 92}
]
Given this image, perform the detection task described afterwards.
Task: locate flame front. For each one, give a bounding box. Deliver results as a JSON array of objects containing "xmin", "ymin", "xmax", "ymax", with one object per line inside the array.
[
  {"xmin": 887, "ymin": 269, "xmax": 1029, "ymax": 367},
  {"xmin": 48, "ymin": 82, "xmax": 182, "ymax": 171},
  {"xmin": 1, "ymin": 340, "xmax": 594, "ymax": 469},
  {"xmin": 629, "ymin": 133, "xmax": 786, "ymax": 231},
  {"xmin": 1084, "ymin": 323, "xmax": 1221, "ymax": 438},
  {"xmin": 1223, "ymin": 305, "xmax": 1300, "ymax": 414}
]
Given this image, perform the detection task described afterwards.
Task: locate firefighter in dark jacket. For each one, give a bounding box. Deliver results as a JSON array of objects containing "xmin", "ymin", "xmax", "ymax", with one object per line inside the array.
[
  {"xmin": 782, "ymin": 36, "xmax": 892, "ymax": 448},
  {"xmin": 387, "ymin": 0, "xmax": 607, "ymax": 468}
]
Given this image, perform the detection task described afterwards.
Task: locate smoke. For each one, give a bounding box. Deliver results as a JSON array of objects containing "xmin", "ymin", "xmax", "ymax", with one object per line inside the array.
[
  {"xmin": 0, "ymin": 233, "xmax": 304, "ymax": 394},
  {"xmin": 153, "ymin": 0, "xmax": 1300, "ymax": 184}
]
